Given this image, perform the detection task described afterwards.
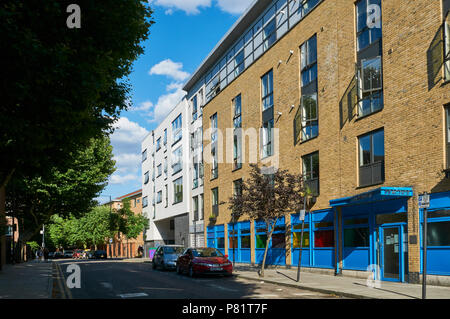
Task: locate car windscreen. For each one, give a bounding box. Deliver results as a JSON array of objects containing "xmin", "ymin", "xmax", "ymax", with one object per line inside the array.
[
  {"xmin": 192, "ymin": 248, "xmax": 224, "ymax": 258},
  {"xmin": 164, "ymin": 247, "xmax": 184, "ymax": 254}
]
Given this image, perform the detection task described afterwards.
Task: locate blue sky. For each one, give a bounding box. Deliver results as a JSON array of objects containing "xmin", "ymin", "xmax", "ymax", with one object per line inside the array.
[{"xmin": 98, "ymin": 0, "xmax": 254, "ymax": 203}]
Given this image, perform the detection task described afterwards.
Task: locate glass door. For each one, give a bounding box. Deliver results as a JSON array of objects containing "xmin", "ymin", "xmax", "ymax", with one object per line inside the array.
[{"xmin": 380, "ymin": 226, "xmax": 401, "ymax": 281}]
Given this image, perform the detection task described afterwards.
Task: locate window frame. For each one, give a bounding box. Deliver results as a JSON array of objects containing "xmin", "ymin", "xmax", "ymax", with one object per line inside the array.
[
  {"xmin": 261, "ymin": 118, "xmax": 274, "ymax": 158},
  {"xmin": 261, "ymin": 70, "xmax": 274, "ymax": 112},
  {"xmin": 355, "ymin": 0, "xmax": 382, "ymax": 53},
  {"xmin": 172, "ymin": 114, "xmax": 183, "ymax": 145},
  {"xmin": 302, "ymin": 151, "xmax": 319, "ymax": 196},
  {"xmin": 211, "ymin": 187, "xmax": 219, "ymax": 217},
  {"xmin": 173, "ymin": 177, "xmax": 183, "ymax": 204},
  {"xmin": 358, "ymin": 128, "xmax": 385, "ymax": 187}
]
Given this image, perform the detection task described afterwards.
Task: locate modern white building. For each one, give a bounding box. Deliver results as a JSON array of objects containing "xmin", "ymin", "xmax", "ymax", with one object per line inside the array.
[
  {"xmin": 141, "ymin": 96, "xmax": 205, "ymax": 248},
  {"xmin": 141, "ymin": 99, "xmax": 190, "ymax": 247}
]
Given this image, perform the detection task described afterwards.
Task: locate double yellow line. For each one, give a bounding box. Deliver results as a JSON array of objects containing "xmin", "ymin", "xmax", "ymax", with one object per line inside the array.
[{"xmin": 54, "ymin": 262, "xmax": 73, "ymax": 299}]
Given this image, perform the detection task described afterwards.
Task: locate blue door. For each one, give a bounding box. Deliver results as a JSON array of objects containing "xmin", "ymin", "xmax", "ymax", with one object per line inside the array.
[{"xmin": 380, "ymin": 225, "xmax": 403, "ymax": 282}]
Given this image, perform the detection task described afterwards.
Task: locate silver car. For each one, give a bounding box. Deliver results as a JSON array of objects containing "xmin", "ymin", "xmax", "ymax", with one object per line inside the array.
[{"xmin": 152, "ymin": 245, "xmax": 184, "ymax": 270}]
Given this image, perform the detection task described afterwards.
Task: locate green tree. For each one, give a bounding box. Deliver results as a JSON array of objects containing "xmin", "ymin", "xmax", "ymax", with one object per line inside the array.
[
  {"xmin": 7, "ymin": 135, "xmax": 116, "ymax": 245},
  {"xmin": 0, "ymin": 0, "xmax": 153, "ymax": 266},
  {"xmin": 228, "ymin": 164, "xmax": 306, "ymax": 277}
]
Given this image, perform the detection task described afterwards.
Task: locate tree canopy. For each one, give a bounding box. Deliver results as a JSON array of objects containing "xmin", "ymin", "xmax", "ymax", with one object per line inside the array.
[{"xmin": 228, "ymin": 164, "xmax": 306, "ymax": 277}]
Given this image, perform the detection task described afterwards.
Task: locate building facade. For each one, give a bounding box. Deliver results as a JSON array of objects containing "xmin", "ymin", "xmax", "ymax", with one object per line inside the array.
[
  {"xmin": 183, "ymin": 0, "xmax": 450, "ymax": 284},
  {"xmin": 141, "ymin": 99, "xmax": 192, "ymax": 247},
  {"xmin": 105, "ymin": 189, "xmax": 145, "ymax": 258}
]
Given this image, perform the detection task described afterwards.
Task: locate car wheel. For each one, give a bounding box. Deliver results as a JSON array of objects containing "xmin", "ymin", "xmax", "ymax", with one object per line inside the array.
[{"xmin": 188, "ymin": 265, "xmax": 195, "ymax": 278}]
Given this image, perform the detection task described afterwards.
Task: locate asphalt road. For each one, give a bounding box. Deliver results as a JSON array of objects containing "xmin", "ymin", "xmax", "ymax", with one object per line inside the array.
[{"xmin": 53, "ymin": 259, "xmax": 344, "ymax": 299}]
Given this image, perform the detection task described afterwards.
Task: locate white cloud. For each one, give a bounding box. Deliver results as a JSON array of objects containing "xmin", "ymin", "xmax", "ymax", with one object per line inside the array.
[
  {"xmin": 149, "ymin": 0, "xmax": 252, "ymax": 15},
  {"xmin": 149, "ymin": 0, "xmax": 211, "ymax": 15},
  {"xmin": 147, "ymin": 82, "xmax": 186, "ymax": 123},
  {"xmin": 109, "ymin": 117, "xmax": 148, "ymax": 185},
  {"xmin": 131, "ymin": 100, "xmax": 153, "ymax": 112},
  {"xmin": 149, "ymin": 59, "xmax": 190, "ymax": 81},
  {"xmin": 215, "ymin": 0, "xmax": 254, "ymax": 14}
]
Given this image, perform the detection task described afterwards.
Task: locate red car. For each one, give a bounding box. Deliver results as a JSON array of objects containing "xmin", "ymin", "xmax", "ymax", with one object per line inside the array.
[{"xmin": 176, "ymin": 247, "xmax": 233, "ymax": 277}]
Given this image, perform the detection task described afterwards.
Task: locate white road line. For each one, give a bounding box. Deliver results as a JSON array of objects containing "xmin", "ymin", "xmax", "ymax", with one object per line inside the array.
[
  {"xmin": 248, "ymin": 294, "xmax": 279, "ymax": 298},
  {"xmin": 118, "ymin": 293, "xmax": 148, "ymax": 298},
  {"xmin": 292, "ymin": 292, "xmax": 315, "ymax": 296}
]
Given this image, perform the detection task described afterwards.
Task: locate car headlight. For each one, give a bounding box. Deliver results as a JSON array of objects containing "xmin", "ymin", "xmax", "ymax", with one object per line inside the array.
[
  {"xmin": 222, "ymin": 262, "xmax": 232, "ymax": 266},
  {"xmin": 197, "ymin": 263, "xmax": 215, "ymax": 267}
]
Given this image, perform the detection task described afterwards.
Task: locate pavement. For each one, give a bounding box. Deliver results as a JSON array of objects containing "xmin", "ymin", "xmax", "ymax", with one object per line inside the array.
[
  {"xmin": 0, "ymin": 259, "xmax": 53, "ymax": 299},
  {"xmin": 231, "ymin": 264, "xmax": 450, "ymax": 299}
]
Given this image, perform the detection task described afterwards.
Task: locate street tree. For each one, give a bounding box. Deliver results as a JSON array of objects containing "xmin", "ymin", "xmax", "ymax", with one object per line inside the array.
[
  {"xmin": 0, "ymin": 0, "xmax": 154, "ymax": 266},
  {"xmin": 7, "ymin": 135, "xmax": 116, "ymax": 245},
  {"xmin": 228, "ymin": 164, "xmax": 306, "ymax": 277}
]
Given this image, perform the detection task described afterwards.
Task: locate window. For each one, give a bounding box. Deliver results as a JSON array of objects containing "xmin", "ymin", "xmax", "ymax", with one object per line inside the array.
[
  {"xmin": 261, "ymin": 70, "xmax": 273, "ymax": 111},
  {"xmin": 156, "ymin": 138, "xmax": 161, "ymax": 151},
  {"xmin": 358, "ymin": 129, "xmax": 385, "ymax": 187},
  {"xmin": 144, "ymin": 171, "xmax": 149, "ymax": 184},
  {"xmin": 233, "ymin": 94, "xmax": 242, "ymax": 128},
  {"xmin": 193, "ymin": 196, "xmax": 199, "ymax": 221},
  {"xmin": 165, "ymin": 184, "xmax": 168, "ymax": 207},
  {"xmin": 445, "ymin": 12, "xmax": 450, "ymax": 81},
  {"xmin": 211, "ymin": 113, "xmax": 218, "ymax": 179},
  {"xmin": 211, "ymin": 188, "xmax": 219, "ymax": 217},
  {"xmin": 427, "ymin": 220, "xmax": 450, "ymax": 246},
  {"xmin": 143, "ymin": 196, "xmax": 148, "ymax": 208},
  {"xmin": 446, "ymin": 106, "xmax": 450, "ymax": 169},
  {"xmin": 210, "ymin": 113, "xmax": 218, "ymax": 142},
  {"xmin": 163, "ymin": 129, "xmax": 167, "ymax": 145},
  {"xmin": 314, "ymin": 221, "xmax": 334, "ymax": 248},
  {"xmin": 356, "ymin": 0, "xmax": 383, "ymax": 118},
  {"xmin": 173, "ymin": 177, "xmax": 183, "ymax": 204},
  {"xmin": 172, "ymin": 114, "xmax": 182, "ymax": 144},
  {"xmin": 302, "ymin": 152, "xmax": 319, "ymax": 196},
  {"xmin": 142, "ymin": 149, "xmax": 147, "ymax": 162},
  {"xmin": 233, "ymin": 179, "xmax": 243, "ymax": 197},
  {"xmin": 263, "ymin": 18, "xmax": 276, "ymax": 50},
  {"xmin": 172, "ymin": 146, "xmax": 182, "ymax": 174},
  {"xmin": 298, "ymin": 35, "xmax": 318, "ymax": 142},
  {"xmin": 192, "ymin": 95, "xmax": 198, "ymax": 121},
  {"xmin": 164, "ymin": 156, "xmax": 168, "ymax": 178},
  {"xmin": 157, "ymin": 164, "xmax": 162, "ymax": 177},
  {"xmin": 193, "ymin": 160, "xmax": 199, "ymax": 189},
  {"xmin": 200, "ymin": 194, "xmax": 204, "ymax": 220},
  {"xmin": 358, "ymin": 57, "xmax": 383, "ymax": 117},
  {"xmin": 344, "ymin": 217, "xmax": 369, "ymax": 247},
  {"xmin": 356, "ymin": 0, "xmax": 382, "ymax": 52},
  {"xmin": 156, "ymin": 191, "xmax": 162, "ymax": 204},
  {"xmin": 261, "ymin": 119, "xmax": 274, "ymax": 158},
  {"xmin": 300, "ymin": 35, "xmax": 317, "ymax": 88}
]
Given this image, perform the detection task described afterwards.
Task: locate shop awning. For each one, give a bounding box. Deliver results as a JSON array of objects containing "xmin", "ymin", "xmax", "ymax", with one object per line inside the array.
[{"xmin": 329, "ymin": 187, "xmax": 413, "ymax": 207}]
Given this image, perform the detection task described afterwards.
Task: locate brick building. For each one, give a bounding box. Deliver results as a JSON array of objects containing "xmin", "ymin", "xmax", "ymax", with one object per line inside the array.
[
  {"xmin": 106, "ymin": 189, "xmax": 145, "ymax": 258},
  {"xmin": 182, "ymin": 0, "xmax": 450, "ymax": 284}
]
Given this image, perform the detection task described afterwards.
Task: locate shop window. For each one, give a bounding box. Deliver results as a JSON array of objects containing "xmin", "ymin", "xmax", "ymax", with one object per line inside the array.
[
  {"xmin": 293, "ymin": 231, "xmax": 310, "ymax": 248},
  {"xmin": 344, "ymin": 227, "xmax": 369, "ymax": 247},
  {"xmin": 256, "ymin": 234, "xmax": 268, "ymax": 248},
  {"xmin": 241, "ymin": 236, "xmax": 251, "ymax": 249},
  {"xmin": 271, "ymin": 233, "xmax": 285, "ymax": 249},
  {"xmin": 314, "ymin": 230, "xmax": 334, "ymax": 248},
  {"xmin": 217, "ymin": 237, "xmax": 225, "ymax": 249},
  {"xmin": 427, "ymin": 221, "xmax": 450, "ymax": 246}
]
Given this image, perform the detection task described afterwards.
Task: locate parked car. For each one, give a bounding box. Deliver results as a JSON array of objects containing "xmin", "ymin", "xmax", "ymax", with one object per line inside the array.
[
  {"xmin": 93, "ymin": 250, "xmax": 107, "ymax": 259},
  {"xmin": 63, "ymin": 250, "xmax": 74, "ymax": 258},
  {"xmin": 152, "ymin": 245, "xmax": 184, "ymax": 270},
  {"xmin": 48, "ymin": 252, "xmax": 55, "ymax": 259},
  {"xmin": 176, "ymin": 247, "xmax": 233, "ymax": 277},
  {"xmin": 72, "ymin": 249, "xmax": 84, "ymax": 259},
  {"xmin": 87, "ymin": 250, "xmax": 95, "ymax": 259}
]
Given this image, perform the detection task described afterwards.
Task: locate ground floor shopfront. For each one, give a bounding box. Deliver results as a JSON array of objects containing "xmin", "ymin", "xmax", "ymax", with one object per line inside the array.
[{"xmin": 206, "ymin": 187, "xmax": 450, "ymax": 283}]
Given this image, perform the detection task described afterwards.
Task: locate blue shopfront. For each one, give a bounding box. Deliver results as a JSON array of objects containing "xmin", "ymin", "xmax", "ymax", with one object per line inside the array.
[
  {"xmin": 330, "ymin": 187, "xmax": 414, "ymax": 282},
  {"xmin": 227, "ymin": 221, "xmax": 251, "ymax": 263},
  {"xmin": 420, "ymin": 190, "xmax": 450, "ymax": 277}
]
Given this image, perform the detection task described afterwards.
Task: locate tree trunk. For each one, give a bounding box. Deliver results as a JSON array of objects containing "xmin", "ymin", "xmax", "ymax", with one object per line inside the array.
[{"xmin": 259, "ymin": 220, "xmax": 276, "ymax": 278}]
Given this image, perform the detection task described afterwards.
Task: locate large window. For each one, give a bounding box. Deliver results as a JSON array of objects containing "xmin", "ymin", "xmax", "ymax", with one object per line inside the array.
[
  {"xmin": 293, "ymin": 223, "xmax": 310, "ymax": 248},
  {"xmin": 172, "ymin": 114, "xmax": 182, "ymax": 144},
  {"xmin": 356, "ymin": 0, "xmax": 382, "ymax": 52},
  {"xmin": 173, "ymin": 177, "xmax": 183, "ymax": 204},
  {"xmin": 144, "ymin": 171, "xmax": 149, "ymax": 185},
  {"xmin": 233, "ymin": 94, "xmax": 242, "ymax": 129},
  {"xmin": 261, "ymin": 119, "xmax": 273, "ymax": 158},
  {"xmin": 156, "ymin": 137, "xmax": 161, "ymax": 151},
  {"xmin": 157, "ymin": 164, "xmax": 162, "ymax": 177},
  {"xmin": 233, "ymin": 95, "xmax": 242, "ymax": 170},
  {"xmin": 344, "ymin": 218, "xmax": 369, "ymax": 247},
  {"xmin": 261, "ymin": 70, "xmax": 273, "ymax": 111},
  {"xmin": 171, "ymin": 146, "xmax": 182, "ymax": 174},
  {"xmin": 156, "ymin": 191, "xmax": 162, "ymax": 204},
  {"xmin": 297, "ymin": 35, "xmax": 318, "ymax": 142},
  {"xmin": 358, "ymin": 129, "xmax": 385, "ymax": 187},
  {"xmin": 211, "ymin": 113, "xmax": 218, "ymax": 179},
  {"xmin": 192, "ymin": 95, "xmax": 198, "ymax": 122},
  {"xmin": 356, "ymin": 0, "xmax": 384, "ymax": 118},
  {"xmin": 164, "ymin": 129, "xmax": 167, "ymax": 145},
  {"xmin": 302, "ymin": 152, "xmax": 319, "ymax": 196},
  {"xmin": 142, "ymin": 149, "xmax": 147, "ymax": 162},
  {"xmin": 193, "ymin": 196, "xmax": 199, "ymax": 221},
  {"xmin": 143, "ymin": 196, "xmax": 148, "ymax": 208},
  {"xmin": 314, "ymin": 221, "xmax": 334, "ymax": 248},
  {"xmin": 211, "ymin": 188, "xmax": 219, "ymax": 217}
]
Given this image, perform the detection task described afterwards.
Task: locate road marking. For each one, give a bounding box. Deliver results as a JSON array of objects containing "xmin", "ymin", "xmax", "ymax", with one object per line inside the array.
[
  {"xmin": 292, "ymin": 292, "xmax": 316, "ymax": 296},
  {"xmin": 248, "ymin": 294, "xmax": 279, "ymax": 298},
  {"xmin": 118, "ymin": 293, "xmax": 149, "ymax": 298}
]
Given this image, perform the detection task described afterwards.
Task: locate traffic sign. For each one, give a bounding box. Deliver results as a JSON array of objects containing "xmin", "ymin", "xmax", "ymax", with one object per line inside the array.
[
  {"xmin": 299, "ymin": 210, "xmax": 306, "ymax": 221},
  {"xmin": 418, "ymin": 193, "xmax": 430, "ymax": 209}
]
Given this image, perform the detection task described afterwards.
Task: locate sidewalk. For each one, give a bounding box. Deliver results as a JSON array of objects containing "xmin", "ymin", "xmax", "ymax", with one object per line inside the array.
[
  {"xmin": 0, "ymin": 259, "xmax": 53, "ymax": 299},
  {"xmin": 233, "ymin": 265, "xmax": 450, "ymax": 299}
]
